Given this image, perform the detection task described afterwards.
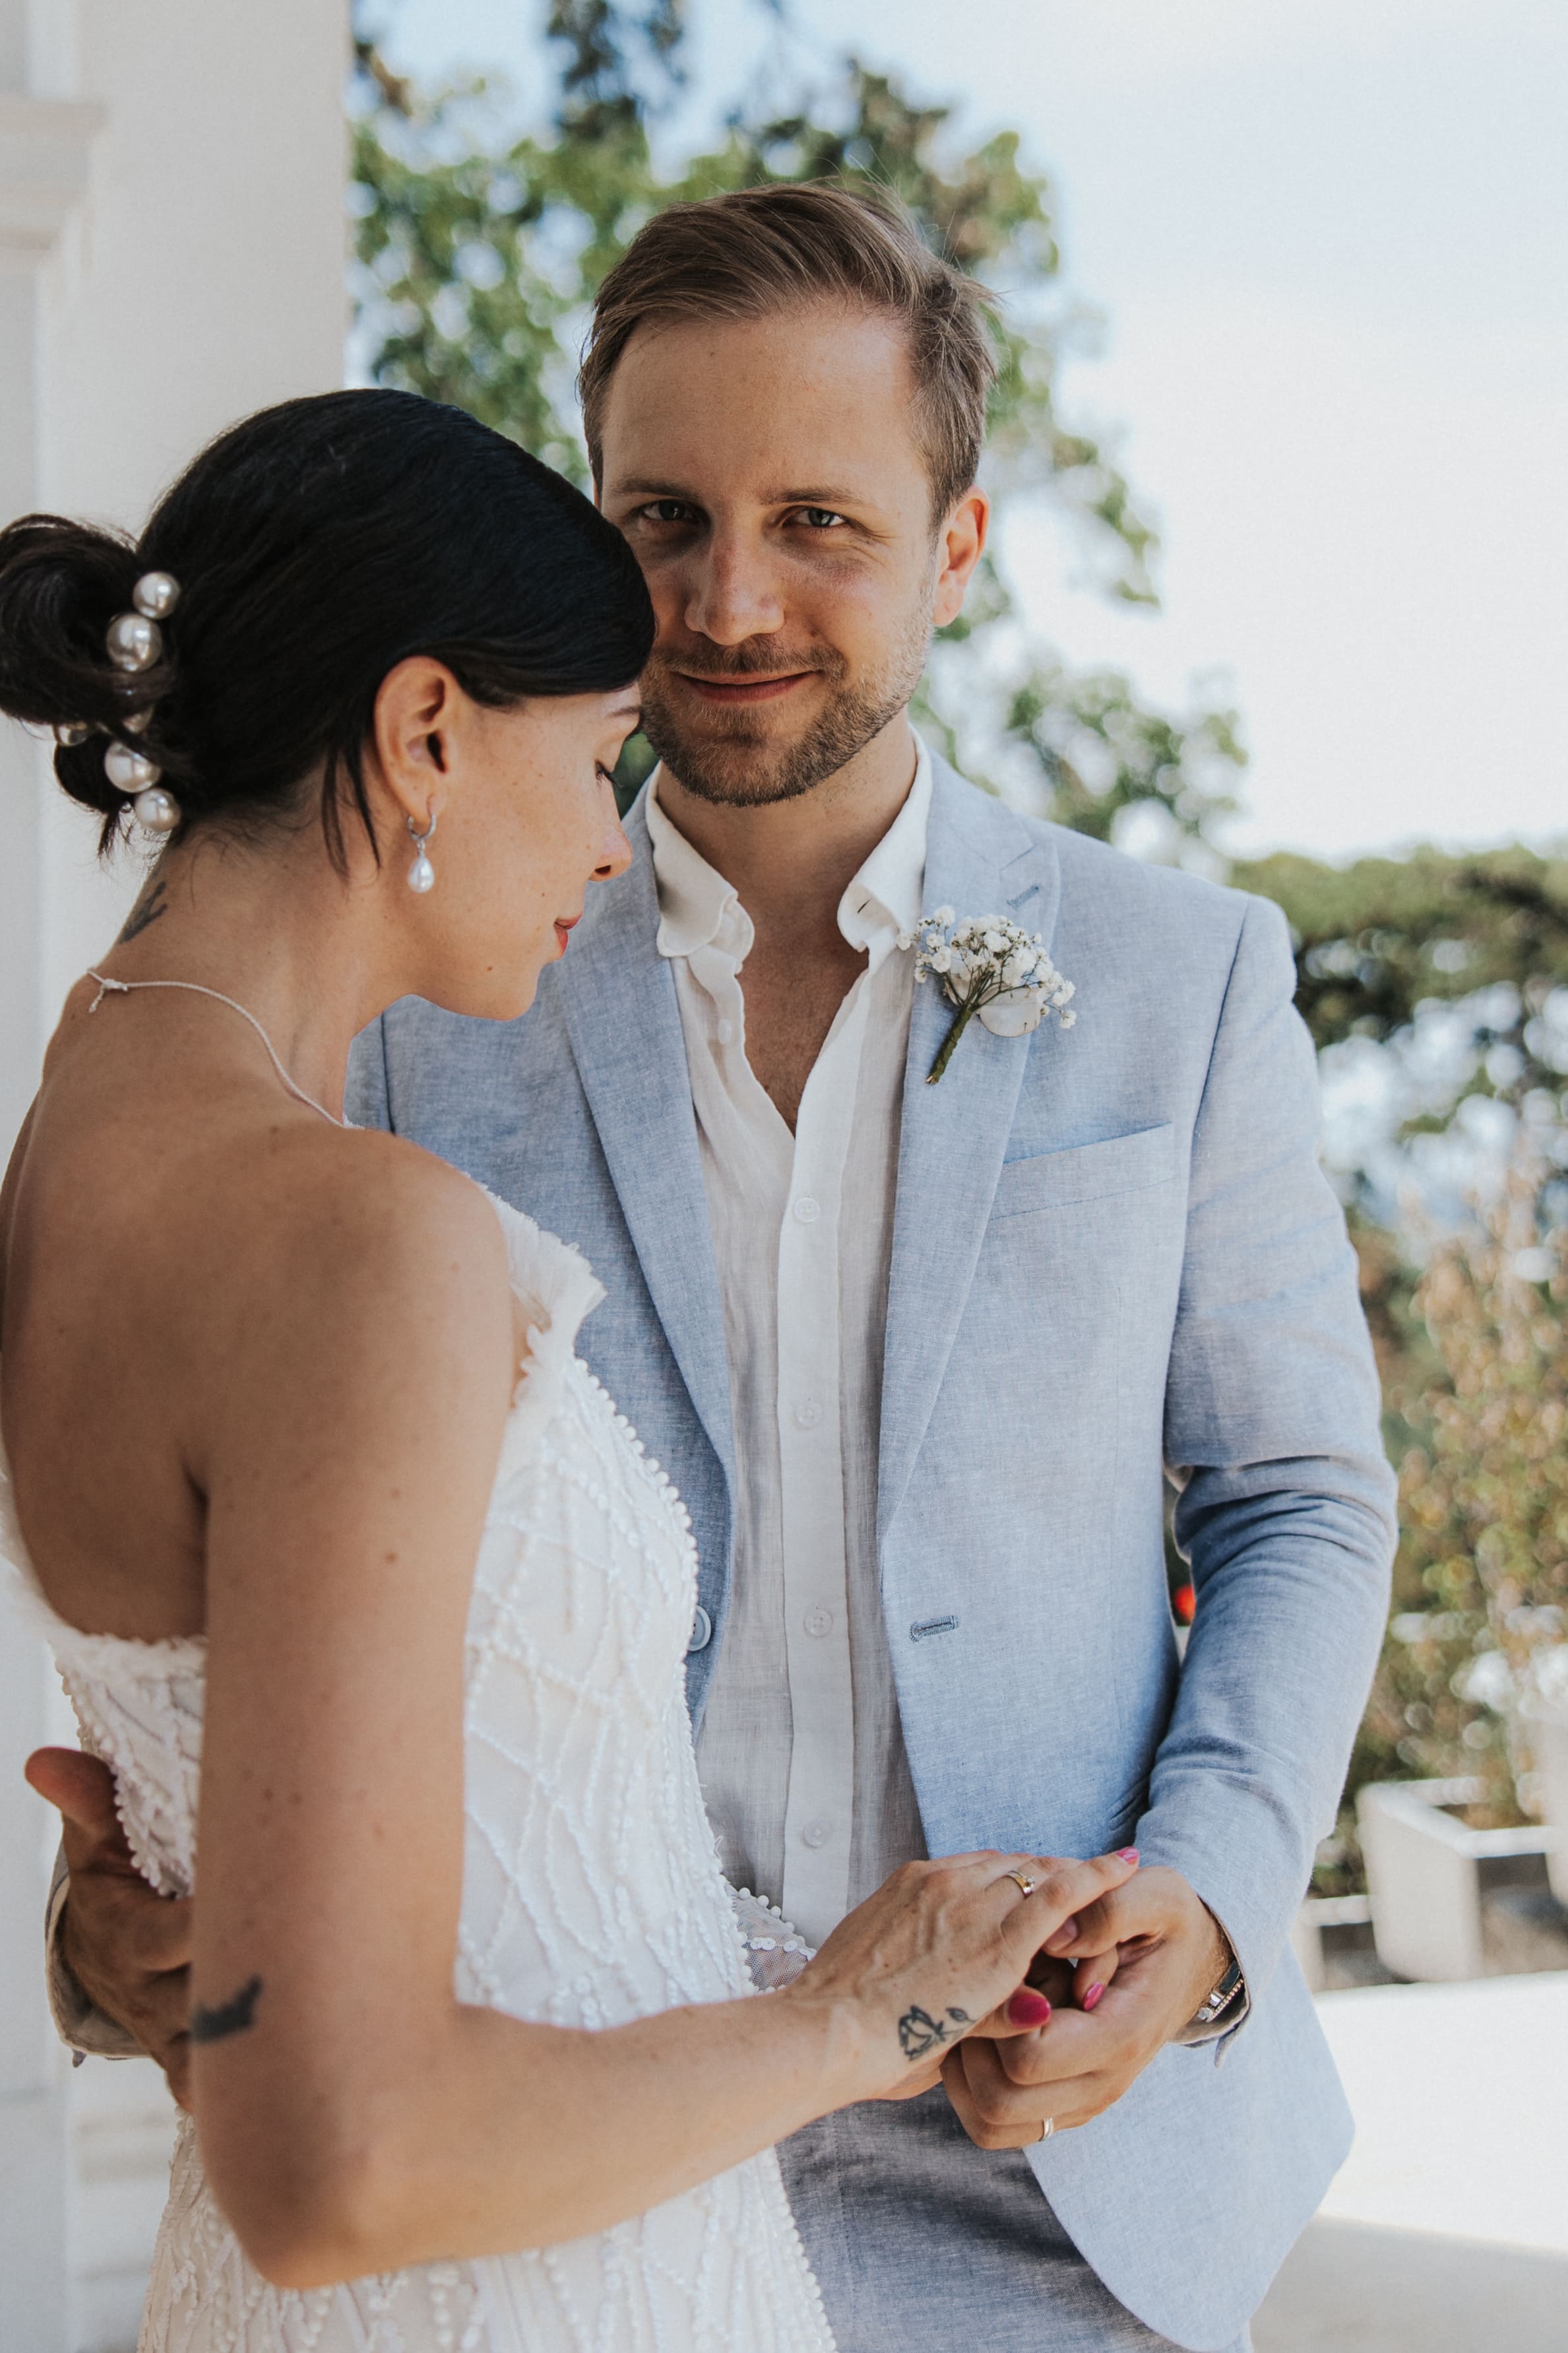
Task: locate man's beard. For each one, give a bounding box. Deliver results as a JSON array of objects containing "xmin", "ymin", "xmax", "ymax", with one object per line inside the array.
[{"xmin": 639, "ymin": 608, "xmax": 931, "ymax": 809}]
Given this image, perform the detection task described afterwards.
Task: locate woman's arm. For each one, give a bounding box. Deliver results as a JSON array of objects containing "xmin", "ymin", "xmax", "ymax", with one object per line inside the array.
[{"xmin": 189, "ymin": 1136, "xmax": 1133, "ymax": 2288}]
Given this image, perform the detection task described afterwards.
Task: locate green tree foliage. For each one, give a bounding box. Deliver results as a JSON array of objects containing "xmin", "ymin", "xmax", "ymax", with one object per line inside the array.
[
  {"xmin": 1236, "ymin": 846, "xmax": 1568, "ymax": 1099},
  {"xmin": 1392, "ymin": 1172, "xmax": 1568, "ymax": 1793},
  {"xmin": 1001, "ymin": 661, "xmax": 1243, "ymax": 854},
  {"xmin": 1309, "ymin": 1169, "xmax": 1568, "ymax": 1893}
]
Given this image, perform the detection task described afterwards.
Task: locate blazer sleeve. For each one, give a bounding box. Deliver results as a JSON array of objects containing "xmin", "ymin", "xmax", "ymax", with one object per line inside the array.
[
  {"xmin": 1137, "ymin": 892, "xmax": 1396, "ymax": 2013},
  {"xmin": 45, "ymin": 1842, "xmax": 140, "ymax": 2061}
]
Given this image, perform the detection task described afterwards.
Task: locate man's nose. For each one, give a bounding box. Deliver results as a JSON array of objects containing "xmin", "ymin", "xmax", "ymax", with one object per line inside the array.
[{"xmin": 681, "ymin": 528, "xmax": 784, "ymax": 646}]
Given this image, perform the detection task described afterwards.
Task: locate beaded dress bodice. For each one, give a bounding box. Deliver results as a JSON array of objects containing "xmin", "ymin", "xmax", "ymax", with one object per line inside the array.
[{"xmin": 0, "ymin": 1194, "xmax": 834, "ymax": 2353}]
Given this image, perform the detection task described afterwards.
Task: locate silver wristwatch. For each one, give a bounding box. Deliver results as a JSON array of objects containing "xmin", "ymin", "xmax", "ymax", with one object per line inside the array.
[{"xmin": 1191, "ymin": 1952, "xmax": 1245, "ymax": 2028}]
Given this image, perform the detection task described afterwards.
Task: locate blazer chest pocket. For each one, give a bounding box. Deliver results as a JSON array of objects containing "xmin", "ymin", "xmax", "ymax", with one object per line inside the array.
[{"xmin": 989, "ymin": 1122, "xmax": 1177, "ymax": 1219}]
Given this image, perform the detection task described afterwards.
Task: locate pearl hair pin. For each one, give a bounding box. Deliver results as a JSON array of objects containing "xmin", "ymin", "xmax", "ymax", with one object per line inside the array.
[
  {"xmin": 104, "ymin": 741, "xmax": 159, "ymax": 792},
  {"xmin": 96, "ymin": 570, "xmax": 183, "ymax": 833},
  {"xmin": 131, "ymin": 571, "xmax": 180, "ymax": 620}
]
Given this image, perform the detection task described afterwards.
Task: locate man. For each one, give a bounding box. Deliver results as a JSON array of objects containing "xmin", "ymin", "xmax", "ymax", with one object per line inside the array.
[{"xmin": 38, "ymin": 185, "xmax": 1394, "ymax": 2352}]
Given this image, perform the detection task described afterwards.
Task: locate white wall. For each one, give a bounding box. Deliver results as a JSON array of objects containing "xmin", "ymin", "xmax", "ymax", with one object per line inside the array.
[{"xmin": 0, "ymin": 5, "xmax": 347, "ymax": 2342}]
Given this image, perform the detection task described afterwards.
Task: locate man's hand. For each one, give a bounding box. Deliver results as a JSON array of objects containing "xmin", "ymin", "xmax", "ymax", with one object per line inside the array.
[
  {"xmin": 941, "ymin": 1865, "xmax": 1229, "ymax": 2151},
  {"xmin": 26, "ymin": 1747, "xmax": 194, "ymax": 2106}
]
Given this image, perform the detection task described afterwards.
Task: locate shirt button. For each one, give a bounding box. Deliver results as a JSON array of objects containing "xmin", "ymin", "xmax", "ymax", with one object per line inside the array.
[
  {"xmin": 803, "ymin": 1605, "xmax": 832, "ymax": 1638},
  {"xmin": 687, "ymin": 1605, "xmax": 712, "ymax": 1654},
  {"xmin": 793, "ymin": 1196, "xmax": 821, "ymax": 1224},
  {"xmin": 794, "ymin": 1398, "xmax": 822, "ymax": 1429},
  {"xmin": 716, "ymin": 1018, "xmax": 734, "ymax": 1045},
  {"xmin": 801, "ymin": 1821, "xmax": 831, "ymax": 1850}
]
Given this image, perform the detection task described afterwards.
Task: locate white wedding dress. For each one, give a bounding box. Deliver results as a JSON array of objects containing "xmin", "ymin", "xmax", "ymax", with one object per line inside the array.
[{"xmin": 0, "ymin": 1192, "xmax": 836, "ymax": 2353}]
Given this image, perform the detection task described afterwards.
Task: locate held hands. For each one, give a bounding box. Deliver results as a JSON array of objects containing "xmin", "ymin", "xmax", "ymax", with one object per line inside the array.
[
  {"xmin": 25, "ymin": 1747, "xmax": 195, "ymax": 2106},
  {"xmin": 940, "ymin": 1862, "xmax": 1230, "ymax": 2150},
  {"xmin": 24, "ymin": 1747, "xmax": 1209, "ymax": 2142},
  {"xmin": 781, "ymin": 1848, "xmax": 1141, "ymax": 2107}
]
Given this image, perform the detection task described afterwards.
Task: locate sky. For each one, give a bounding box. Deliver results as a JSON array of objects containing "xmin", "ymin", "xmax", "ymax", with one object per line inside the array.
[{"xmin": 377, "ymin": 0, "xmax": 1568, "ymax": 864}]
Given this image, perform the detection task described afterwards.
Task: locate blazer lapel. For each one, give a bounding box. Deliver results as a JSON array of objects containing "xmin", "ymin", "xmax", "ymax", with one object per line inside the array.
[
  {"xmin": 878, "ymin": 759, "xmax": 1063, "ymax": 1543},
  {"xmin": 557, "ymin": 801, "xmax": 735, "ymax": 1491}
]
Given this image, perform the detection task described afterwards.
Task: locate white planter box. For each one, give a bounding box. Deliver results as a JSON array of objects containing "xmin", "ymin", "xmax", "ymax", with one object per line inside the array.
[
  {"xmin": 1357, "ymin": 1777, "xmax": 1556, "ymax": 1983},
  {"xmin": 1517, "ymin": 1703, "xmax": 1568, "ymax": 1908},
  {"xmin": 1292, "ymin": 1894, "xmax": 1373, "ymax": 1993}
]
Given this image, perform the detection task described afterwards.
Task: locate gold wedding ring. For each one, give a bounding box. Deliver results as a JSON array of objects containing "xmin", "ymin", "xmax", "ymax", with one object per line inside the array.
[{"xmin": 1003, "ymin": 1868, "xmax": 1038, "ymax": 1898}]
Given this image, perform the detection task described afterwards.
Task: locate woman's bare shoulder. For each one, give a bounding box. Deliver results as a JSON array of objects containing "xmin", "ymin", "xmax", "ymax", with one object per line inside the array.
[{"xmin": 198, "ymin": 1121, "xmax": 512, "ymax": 1369}]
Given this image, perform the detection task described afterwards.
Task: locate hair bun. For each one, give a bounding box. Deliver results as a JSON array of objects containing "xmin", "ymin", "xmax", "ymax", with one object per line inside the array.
[{"xmin": 0, "ymin": 513, "xmax": 176, "ymax": 833}]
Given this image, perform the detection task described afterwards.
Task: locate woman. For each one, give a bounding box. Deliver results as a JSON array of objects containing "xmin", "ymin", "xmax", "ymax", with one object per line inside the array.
[{"xmin": 0, "ymin": 390, "xmax": 1133, "ymax": 2352}]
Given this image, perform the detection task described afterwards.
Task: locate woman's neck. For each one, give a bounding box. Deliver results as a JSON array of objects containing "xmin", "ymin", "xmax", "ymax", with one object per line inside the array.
[{"xmin": 89, "ymin": 828, "xmax": 406, "ymax": 1123}]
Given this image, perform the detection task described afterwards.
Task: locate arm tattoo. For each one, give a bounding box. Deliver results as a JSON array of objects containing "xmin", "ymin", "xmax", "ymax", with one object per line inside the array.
[
  {"xmin": 898, "ymin": 2005, "xmax": 972, "ymax": 2061},
  {"xmin": 190, "ymin": 1975, "xmax": 263, "ymax": 2044},
  {"xmin": 115, "ymin": 878, "xmax": 169, "ymax": 944}
]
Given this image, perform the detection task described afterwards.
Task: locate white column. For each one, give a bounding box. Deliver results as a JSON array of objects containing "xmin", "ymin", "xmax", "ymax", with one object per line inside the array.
[{"xmin": 0, "ymin": 5, "xmax": 347, "ymax": 2342}]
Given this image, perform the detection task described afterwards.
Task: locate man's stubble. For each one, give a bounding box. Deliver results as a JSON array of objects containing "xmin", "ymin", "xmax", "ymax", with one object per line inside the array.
[{"xmin": 638, "ymin": 594, "xmax": 934, "ymax": 811}]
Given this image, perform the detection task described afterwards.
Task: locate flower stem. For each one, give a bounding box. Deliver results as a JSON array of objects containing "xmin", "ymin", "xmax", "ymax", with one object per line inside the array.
[{"xmin": 927, "ymin": 996, "xmax": 980, "ymax": 1083}]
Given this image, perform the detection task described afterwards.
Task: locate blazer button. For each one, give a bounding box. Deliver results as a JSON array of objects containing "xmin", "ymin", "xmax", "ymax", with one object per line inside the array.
[{"xmin": 687, "ymin": 1605, "xmax": 713, "ymax": 1654}]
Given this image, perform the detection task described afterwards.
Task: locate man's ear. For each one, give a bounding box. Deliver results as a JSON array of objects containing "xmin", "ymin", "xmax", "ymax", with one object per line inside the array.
[
  {"xmin": 933, "ymin": 490, "xmax": 989, "ymax": 629},
  {"xmin": 370, "ymin": 657, "xmax": 458, "ymax": 833}
]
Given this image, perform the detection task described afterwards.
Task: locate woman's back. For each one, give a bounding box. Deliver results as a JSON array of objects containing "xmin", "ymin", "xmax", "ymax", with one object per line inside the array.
[{"xmin": 0, "ymin": 986, "xmax": 362, "ymax": 1642}]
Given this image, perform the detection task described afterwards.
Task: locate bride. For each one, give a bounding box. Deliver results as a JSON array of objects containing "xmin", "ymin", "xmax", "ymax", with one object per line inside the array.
[{"xmin": 0, "ymin": 389, "xmax": 1133, "ymax": 2352}]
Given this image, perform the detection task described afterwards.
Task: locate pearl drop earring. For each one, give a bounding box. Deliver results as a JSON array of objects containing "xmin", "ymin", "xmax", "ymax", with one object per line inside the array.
[{"xmin": 406, "ymin": 810, "xmax": 437, "ymax": 893}]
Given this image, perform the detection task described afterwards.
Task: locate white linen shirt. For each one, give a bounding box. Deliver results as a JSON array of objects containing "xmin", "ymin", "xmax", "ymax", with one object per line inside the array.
[{"xmin": 645, "ymin": 748, "xmax": 933, "ymax": 1945}]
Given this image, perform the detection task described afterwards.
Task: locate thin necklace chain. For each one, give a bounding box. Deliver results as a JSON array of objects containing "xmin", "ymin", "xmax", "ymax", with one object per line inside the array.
[{"xmin": 86, "ymin": 971, "xmax": 346, "ymax": 1129}]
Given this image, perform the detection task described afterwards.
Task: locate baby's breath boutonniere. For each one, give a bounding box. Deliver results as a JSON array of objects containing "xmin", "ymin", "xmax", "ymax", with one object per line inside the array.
[{"xmin": 901, "ymin": 907, "xmax": 1077, "ymax": 1085}]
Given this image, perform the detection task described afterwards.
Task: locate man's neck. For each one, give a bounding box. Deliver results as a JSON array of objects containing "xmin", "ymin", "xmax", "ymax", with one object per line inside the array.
[{"xmin": 655, "ymin": 711, "xmax": 919, "ymax": 953}]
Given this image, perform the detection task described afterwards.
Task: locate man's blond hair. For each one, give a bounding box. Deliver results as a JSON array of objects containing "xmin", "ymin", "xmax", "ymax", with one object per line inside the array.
[{"xmin": 580, "ymin": 183, "xmax": 998, "ymax": 517}]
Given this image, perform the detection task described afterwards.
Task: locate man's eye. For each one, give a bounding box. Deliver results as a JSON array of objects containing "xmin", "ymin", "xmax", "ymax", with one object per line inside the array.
[
  {"xmin": 798, "ymin": 507, "xmax": 846, "ymax": 529},
  {"xmin": 641, "ymin": 500, "xmax": 694, "ymax": 524}
]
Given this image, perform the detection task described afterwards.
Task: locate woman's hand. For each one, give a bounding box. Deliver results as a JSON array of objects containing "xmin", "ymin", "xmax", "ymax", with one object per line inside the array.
[{"xmin": 780, "ymin": 1848, "xmax": 1141, "ymax": 2104}]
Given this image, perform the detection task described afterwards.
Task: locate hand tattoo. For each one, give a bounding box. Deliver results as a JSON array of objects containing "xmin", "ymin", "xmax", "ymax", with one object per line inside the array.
[
  {"xmin": 898, "ymin": 2005, "xmax": 972, "ymax": 2061},
  {"xmin": 115, "ymin": 878, "xmax": 169, "ymax": 944},
  {"xmin": 190, "ymin": 1975, "xmax": 263, "ymax": 2044}
]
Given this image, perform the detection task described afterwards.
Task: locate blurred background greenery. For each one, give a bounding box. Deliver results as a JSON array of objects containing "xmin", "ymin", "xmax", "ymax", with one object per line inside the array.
[{"xmin": 351, "ymin": 0, "xmax": 1568, "ymax": 1890}]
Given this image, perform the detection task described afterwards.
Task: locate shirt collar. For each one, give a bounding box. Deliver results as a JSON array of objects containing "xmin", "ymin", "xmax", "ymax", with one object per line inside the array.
[
  {"xmin": 837, "ymin": 738, "xmax": 931, "ymax": 957},
  {"xmin": 646, "ymin": 735, "xmax": 933, "ymax": 965},
  {"xmin": 645, "ymin": 777, "xmax": 743, "ymax": 960}
]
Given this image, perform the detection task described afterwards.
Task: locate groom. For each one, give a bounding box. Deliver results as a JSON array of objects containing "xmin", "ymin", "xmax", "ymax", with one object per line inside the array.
[{"xmin": 47, "ymin": 186, "xmax": 1393, "ymax": 2351}]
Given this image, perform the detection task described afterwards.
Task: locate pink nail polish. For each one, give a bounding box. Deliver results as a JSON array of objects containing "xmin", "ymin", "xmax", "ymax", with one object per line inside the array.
[
  {"xmin": 1115, "ymin": 1848, "xmax": 1140, "ymax": 1864},
  {"xmin": 1008, "ymin": 1989, "xmax": 1053, "ymax": 2029},
  {"xmin": 1082, "ymin": 1982, "xmax": 1106, "ymax": 2013}
]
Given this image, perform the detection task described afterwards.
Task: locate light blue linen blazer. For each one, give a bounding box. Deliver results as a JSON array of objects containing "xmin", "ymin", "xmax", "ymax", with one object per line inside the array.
[{"xmin": 347, "ymin": 756, "xmax": 1396, "ymax": 2352}]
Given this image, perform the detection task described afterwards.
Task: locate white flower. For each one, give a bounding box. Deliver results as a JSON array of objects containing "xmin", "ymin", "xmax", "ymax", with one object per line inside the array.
[{"xmin": 904, "ymin": 907, "xmax": 1080, "ymax": 1083}]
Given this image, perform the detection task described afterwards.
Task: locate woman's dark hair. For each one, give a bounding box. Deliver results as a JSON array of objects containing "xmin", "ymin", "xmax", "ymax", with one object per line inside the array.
[{"xmin": 0, "ymin": 389, "xmax": 656, "ymax": 858}]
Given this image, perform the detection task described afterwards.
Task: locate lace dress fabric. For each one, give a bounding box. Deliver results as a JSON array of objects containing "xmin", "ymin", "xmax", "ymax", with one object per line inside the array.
[{"xmin": 0, "ymin": 1194, "xmax": 835, "ymax": 2353}]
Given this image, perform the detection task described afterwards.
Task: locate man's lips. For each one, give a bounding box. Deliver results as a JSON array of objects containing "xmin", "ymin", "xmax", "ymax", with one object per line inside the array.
[
  {"xmin": 674, "ymin": 670, "xmax": 817, "ymax": 706},
  {"xmin": 554, "ymin": 915, "xmax": 581, "ymax": 955}
]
